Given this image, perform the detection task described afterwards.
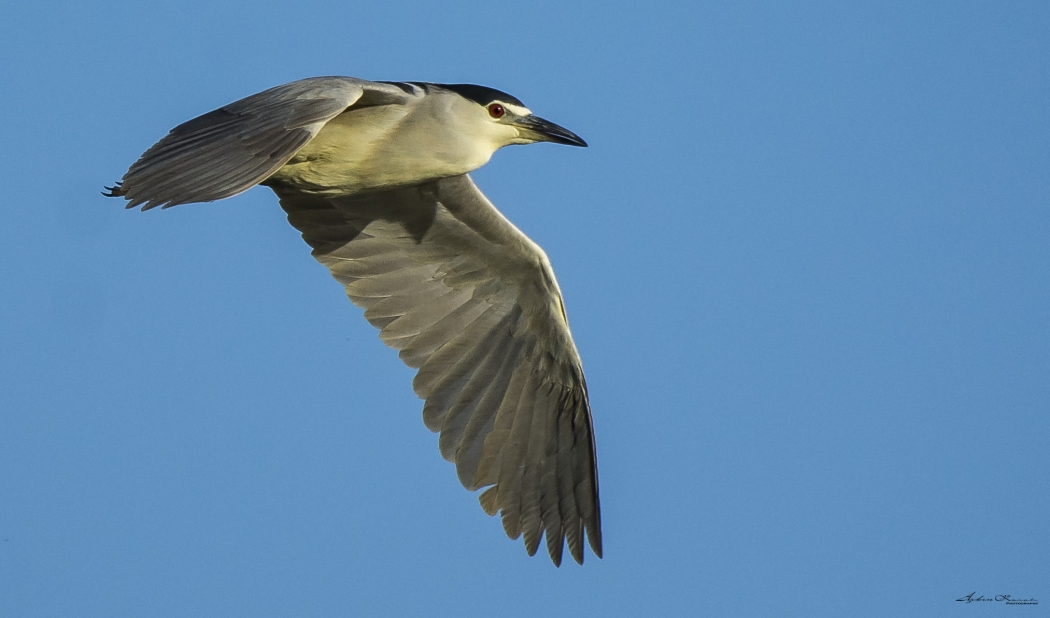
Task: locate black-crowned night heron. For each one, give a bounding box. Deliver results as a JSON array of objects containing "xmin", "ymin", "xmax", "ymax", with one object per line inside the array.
[{"xmin": 105, "ymin": 76, "xmax": 601, "ymax": 566}]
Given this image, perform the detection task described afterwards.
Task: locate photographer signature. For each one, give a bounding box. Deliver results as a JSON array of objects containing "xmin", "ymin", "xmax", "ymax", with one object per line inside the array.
[{"xmin": 957, "ymin": 592, "xmax": 1038, "ymax": 606}]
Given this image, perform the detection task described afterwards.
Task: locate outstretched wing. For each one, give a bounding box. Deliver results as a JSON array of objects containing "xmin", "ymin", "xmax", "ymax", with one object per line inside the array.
[
  {"xmin": 272, "ymin": 174, "xmax": 602, "ymax": 565},
  {"xmin": 106, "ymin": 77, "xmax": 411, "ymax": 210}
]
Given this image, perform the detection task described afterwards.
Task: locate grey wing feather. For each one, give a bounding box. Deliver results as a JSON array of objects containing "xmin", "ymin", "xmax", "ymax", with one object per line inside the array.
[
  {"xmin": 273, "ymin": 174, "xmax": 602, "ymax": 565},
  {"xmin": 108, "ymin": 77, "xmax": 409, "ymax": 210}
]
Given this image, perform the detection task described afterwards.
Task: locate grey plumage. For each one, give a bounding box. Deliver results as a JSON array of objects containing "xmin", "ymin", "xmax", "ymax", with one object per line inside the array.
[{"xmin": 106, "ymin": 76, "xmax": 600, "ymax": 565}]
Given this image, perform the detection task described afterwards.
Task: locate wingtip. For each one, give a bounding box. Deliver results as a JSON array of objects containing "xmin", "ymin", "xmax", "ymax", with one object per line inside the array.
[
  {"xmin": 589, "ymin": 534, "xmax": 603, "ymax": 560},
  {"xmin": 547, "ymin": 532, "xmax": 566, "ymax": 567},
  {"xmin": 102, "ymin": 182, "xmax": 126, "ymax": 198}
]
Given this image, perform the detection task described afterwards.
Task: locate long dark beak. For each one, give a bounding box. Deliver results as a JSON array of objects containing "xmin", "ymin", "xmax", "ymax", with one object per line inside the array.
[{"xmin": 515, "ymin": 115, "xmax": 588, "ymax": 147}]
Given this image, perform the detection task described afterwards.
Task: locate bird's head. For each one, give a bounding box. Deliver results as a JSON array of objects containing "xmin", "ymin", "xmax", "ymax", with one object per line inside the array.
[{"xmin": 437, "ymin": 83, "xmax": 588, "ymax": 151}]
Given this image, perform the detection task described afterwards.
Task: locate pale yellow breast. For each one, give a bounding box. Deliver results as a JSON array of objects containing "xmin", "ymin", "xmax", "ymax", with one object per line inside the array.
[{"xmin": 269, "ymin": 98, "xmax": 495, "ymax": 197}]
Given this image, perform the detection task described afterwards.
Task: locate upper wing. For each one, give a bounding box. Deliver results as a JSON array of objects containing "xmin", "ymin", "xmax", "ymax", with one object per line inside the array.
[
  {"xmin": 106, "ymin": 77, "xmax": 411, "ymax": 210},
  {"xmin": 272, "ymin": 174, "xmax": 602, "ymax": 565}
]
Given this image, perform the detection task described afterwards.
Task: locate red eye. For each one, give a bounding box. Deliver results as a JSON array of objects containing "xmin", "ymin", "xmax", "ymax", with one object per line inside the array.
[{"xmin": 488, "ymin": 103, "xmax": 505, "ymax": 118}]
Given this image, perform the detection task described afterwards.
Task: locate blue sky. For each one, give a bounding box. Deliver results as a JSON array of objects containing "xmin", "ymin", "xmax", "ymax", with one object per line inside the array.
[{"xmin": 1, "ymin": 1, "xmax": 1047, "ymax": 616}]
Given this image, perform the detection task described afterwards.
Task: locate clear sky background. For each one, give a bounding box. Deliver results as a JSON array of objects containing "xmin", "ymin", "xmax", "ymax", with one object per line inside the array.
[{"xmin": 1, "ymin": 2, "xmax": 1047, "ymax": 616}]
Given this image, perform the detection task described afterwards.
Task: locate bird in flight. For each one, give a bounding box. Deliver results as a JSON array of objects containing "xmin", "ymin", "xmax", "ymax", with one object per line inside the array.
[{"xmin": 105, "ymin": 76, "xmax": 601, "ymax": 565}]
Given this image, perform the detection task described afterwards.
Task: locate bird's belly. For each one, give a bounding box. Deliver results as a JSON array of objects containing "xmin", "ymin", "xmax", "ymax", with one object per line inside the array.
[{"xmin": 266, "ymin": 106, "xmax": 489, "ymax": 196}]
